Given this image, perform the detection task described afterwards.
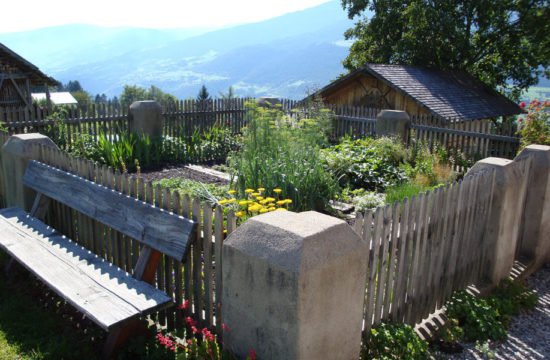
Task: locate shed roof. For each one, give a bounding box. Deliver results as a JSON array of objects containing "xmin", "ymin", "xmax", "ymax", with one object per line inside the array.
[
  {"xmin": 0, "ymin": 43, "xmax": 59, "ymax": 86},
  {"xmin": 32, "ymin": 92, "xmax": 78, "ymax": 105},
  {"xmin": 318, "ymin": 64, "xmax": 523, "ymax": 121}
]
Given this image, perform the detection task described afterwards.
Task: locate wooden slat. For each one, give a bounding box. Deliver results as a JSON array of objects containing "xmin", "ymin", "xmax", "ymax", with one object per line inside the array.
[
  {"xmin": 23, "ymin": 161, "xmax": 195, "ymax": 261},
  {"xmin": 0, "ymin": 207, "xmax": 172, "ymax": 331}
]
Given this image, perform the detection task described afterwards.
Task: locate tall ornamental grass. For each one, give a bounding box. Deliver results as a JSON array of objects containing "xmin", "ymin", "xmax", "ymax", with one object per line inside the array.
[{"xmin": 229, "ymin": 101, "xmax": 337, "ymax": 212}]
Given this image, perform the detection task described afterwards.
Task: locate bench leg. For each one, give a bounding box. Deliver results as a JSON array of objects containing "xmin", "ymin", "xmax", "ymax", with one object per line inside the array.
[{"xmin": 103, "ymin": 318, "xmax": 149, "ymax": 359}]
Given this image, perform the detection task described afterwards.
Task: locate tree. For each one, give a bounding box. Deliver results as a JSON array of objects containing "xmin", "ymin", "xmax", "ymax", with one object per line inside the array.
[
  {"xmin": 120, "ymin": 85, "xmax": 148, "ymax": 107},
  {"xmin": 59, "ymin": 80, "xmax": 84, "ymax": 92},
  {"xmin": 219, "ymin": 86, "xmax": 238, "ymax": 100},
  {"xmin": 341, "ymin": 0, "xmax": 549, "ymax": 99},
  {"xmin": 197, "ymin": 85, "xmax": 211, "ymax": 102}
]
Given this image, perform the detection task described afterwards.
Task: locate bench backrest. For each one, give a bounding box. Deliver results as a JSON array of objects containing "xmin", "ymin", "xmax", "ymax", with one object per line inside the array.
[{"xmin": 22, "ymin": 161, "xmax": 196, "ymax": 261}]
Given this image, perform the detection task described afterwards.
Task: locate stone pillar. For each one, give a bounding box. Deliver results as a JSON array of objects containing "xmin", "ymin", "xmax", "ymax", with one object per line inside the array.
[
  {"xmin": 375, "ymin": 110, "xmax": 410, "ymax": 144},
  {"xmin": 1, "ymin": 133, "xmax": 58, "ymax": 211},
  {"xmin": 128, "ymin": 101, "xmax": 163, "ymax": 138},
  {"xmin": 222, "ymin": 211, "xmax": 367, "ymax": 360},
  {"xmin": 466, "ymin": 157, "xmax": 528, "ymax": 285},
  {"xmin": 514, "ymin": 145, "xmax": 550, "ymax": 267}
]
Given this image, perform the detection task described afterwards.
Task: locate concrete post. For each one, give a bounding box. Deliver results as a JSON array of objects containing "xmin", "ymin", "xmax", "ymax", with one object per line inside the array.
[
  {"xmin": 514, "ymin": 145, "xmax": 550, "ymax": 267},
  {"xmin": 466, "ymin": 157, "xmax": 528, "ymax": 285},
  {"xmin": 1, "ymin": 133, "xmax": 58, "ymax": 211},
  {"xmin": 128, "ymin": 101, "xmax": 163, "ymax": 138},
  {"xmin": 222, "ymin": 211, "xmax": 367, "ymax": 360},
  {"xmin": 375, "ymin": 110, "xmax": 410, "ymax": 144}
]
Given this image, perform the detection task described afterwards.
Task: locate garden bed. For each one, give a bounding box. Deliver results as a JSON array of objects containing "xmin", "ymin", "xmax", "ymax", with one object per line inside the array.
[{"xmin": 138, "ymin": 165, "xmax": 229, "ymax": 186}]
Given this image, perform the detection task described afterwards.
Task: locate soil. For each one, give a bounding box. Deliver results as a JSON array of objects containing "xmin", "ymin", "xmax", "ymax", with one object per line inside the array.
[{"xmin": 138, "ymin": 165, "xmax": 230, "ymax": 186}]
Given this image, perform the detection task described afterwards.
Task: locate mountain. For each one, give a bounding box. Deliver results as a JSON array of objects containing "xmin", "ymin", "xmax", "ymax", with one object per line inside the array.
[{"xmin": 0, "ymin": 1, "xmax": 354, "ymax": 99}]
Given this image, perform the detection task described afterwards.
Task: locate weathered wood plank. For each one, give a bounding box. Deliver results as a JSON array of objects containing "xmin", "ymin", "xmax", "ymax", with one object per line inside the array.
[
  {"xmin": 22, "ymin": 161, "xmax": 195, "ymax": 261},
  {"xmin": 0, "ymin": 208, "xmax": 172, "ymax": 331}
]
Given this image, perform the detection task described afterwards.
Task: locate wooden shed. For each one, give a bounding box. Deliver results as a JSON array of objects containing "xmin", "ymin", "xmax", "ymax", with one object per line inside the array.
[
  {"xmin": 315, "ymin": 64, "xmax": 523, "ymax": 123},
  {"xmin": 0, "ymin": 43, "xmax": 58, "ymax": 108}
]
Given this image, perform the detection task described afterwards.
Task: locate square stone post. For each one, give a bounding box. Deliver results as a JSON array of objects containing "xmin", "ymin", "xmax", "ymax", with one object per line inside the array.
[
  {"xmin": 514, "ymin": 145, "xmax": 550, "ymax": 268},
  {"xmin": 465, "ymin": 157, "xmax": 528, "ymax": 285},
  {"xmin": 128, "ymin": 101, "xmax": 163, "ymax": 138},
  {"xmin": 222, "ymin": 211, "xmax": 368, "ymax": 360},
  {"xmin": 1, "ymin": 133, "xmax": 58, "ymax": 211},
  {"xmin": 375, "ymin": 110, "xmax": 411, "ymax": 144}
]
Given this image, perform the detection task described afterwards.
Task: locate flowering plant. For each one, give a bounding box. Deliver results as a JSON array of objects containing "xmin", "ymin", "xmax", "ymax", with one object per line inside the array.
[
  {"xmin": 218, "ymin": 187, "xmax": 293, "ymax": 223},
  {"xmin": 517, "ymin": 99, "xmax": 550, "ymax": 150}
]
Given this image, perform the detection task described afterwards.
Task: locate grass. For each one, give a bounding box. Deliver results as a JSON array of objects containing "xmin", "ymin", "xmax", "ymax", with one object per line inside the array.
[
  {"xmin": 154, "ymin": 177, "xmax": 229, "ymax": 204},
  {"xmin": 385, "ymin": 182, "xmax": 432, "ymax": 204},
  {"xmin": 0, "ymin": 252, "xmax": 100, "ymax": 360}
]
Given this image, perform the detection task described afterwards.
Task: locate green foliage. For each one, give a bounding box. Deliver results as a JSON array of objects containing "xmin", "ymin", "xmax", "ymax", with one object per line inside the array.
[
  {"xmin": 445, "ymin": 291, "xmax": 507, "ymax": 342},
  {"xmin": 385, "ymin": 183, "xmax": 432, "ymax": 204},
  {"xmin": 401, "ymin": 141, "xmax": 458, "ymax": 186},
  {"xmin": 518, "ymin": 99, "xmax": 550, "ymax": 149},
  {"xmin": 42, "ymin": 106, "xmax": 70, "ymax": 150},
  {"xmin": 322, "ymin": 136, "xmax": 407, "ymax": 192},
  {"xmin": 352, "ymin": 191, "xmax": 386, "ymax": 211},
  {"xmin": 361, "ymin": 322, "xmax": 430, "ymax": 360},
  {"xmin": 341, "ymin": 0, "xmax": 550, "ymax": 99},
  {"xmin": 155, "ymin": 178, "xmax": 229, "ymax": 203},
  {"xmin": 197, "ymin": 85, "xmax": 211, "ymax": 102},
  {"xmin": 230, "ymin": 101, "xmax": 338, "ymax": 212},
  {"xmin": 487, "ymin": 279, "xmax": 538, "ymax": 326},
  {"xmin": 119, "ymin": 85, "xmax": 177, "ymax": 108}
]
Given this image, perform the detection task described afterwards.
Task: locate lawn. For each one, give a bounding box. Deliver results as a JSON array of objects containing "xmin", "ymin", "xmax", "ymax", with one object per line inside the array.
[{"xmin": 0, "ymin": 252, "xmax": 100, "ymax": 360}]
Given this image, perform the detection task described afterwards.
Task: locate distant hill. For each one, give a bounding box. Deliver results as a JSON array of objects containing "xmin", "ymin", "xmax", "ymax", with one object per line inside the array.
[{"xmin": 0, "ymin": 1, "xmax": 354, "ymax": 99}]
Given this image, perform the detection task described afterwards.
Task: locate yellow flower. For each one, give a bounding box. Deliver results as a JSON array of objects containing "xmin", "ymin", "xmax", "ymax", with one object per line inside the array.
[
  {"xmin": 257, "ymin": 187, "xmax": 266, "ymax": 192},
  {"xmin": 238, "ymin": 200, "xmax": 248, "ymax": 206},
  {"xmin": 275, "ymin": 208, "xmax": 287, "ymax": 211},
  {"xmin": 268, "ymin": 207, "xmax": 276, "ymax": 211},
  {"xmin": 284, "ymin": 199, "xmax": 293, "ymax": 204},
  {"xmin": 226, "ymin": 198, "xmax": 236, "ymax": 204},
  {"xmin": 235, "ymin": 211, "xmax": 245, "ymax": 218},
  {"xmin": 251, "ymin": 192, "xmax": 260, "ymax": 197},
  {"xmin": 218, "ymin": 199, "xmax": 228, "ymax": 205},
  {"xmin": 245, "ymin": 188, "xmax": 254, "ymax": 194},
  {"xmin": 276, "ymin": 200, "xmax": 286, "ymax": 206},
  {"xmin": 260, "ymin": 199, "xmax": 269, "ymax": 205},
  {"xmin": 248, "ymin": 205, "xmax": 262, "ymax": 212},
  {"xmin": 265, "ymin": 197, "xmax": 276, "ymax": 202},
  {"xmin": 228, "ymin": 190, "xmax": 237, "ymax": 195},
  {"xmin": 256, "ymin": 196, "xmax": 264, "ymax": 201},
  {"xmin": 273, "ymin": 188, "xmax": 282, "ymax": 194},
  {"xmin": 259, "ymin": 208, "xmax": 269, "ymax": 214}
]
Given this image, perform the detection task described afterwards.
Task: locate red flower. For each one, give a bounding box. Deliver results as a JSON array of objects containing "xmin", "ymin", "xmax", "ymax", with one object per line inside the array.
[
  {"xmin": 202, "ymin": 327, "xmax": 215, "ymax": 342},
  {"xmin": 518, "ymin": 118, "xmax": 523, "ymax": 123},
  {"xmin": 185, "ymin": 316, "xmax": 197, "ymax": 327},
  {"xmin": 519, "ymin": 101, "xmax": 526, "ymax": 108},
  {"xmin": 248, "ymin": 349, "xmax": 257, "ymax": 360},
  {"xmin": 191, "ymin": 326, "xmax": 199, "ymax": 334},
  {"xmin": 179, "ymin": 299, "xmax": 190, "ymax": 311}
]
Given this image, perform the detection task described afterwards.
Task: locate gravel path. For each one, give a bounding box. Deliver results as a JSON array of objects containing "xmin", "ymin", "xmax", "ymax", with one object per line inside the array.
[{"xmin": 435, "ymin": 264, "xmax": 550, "ymax": 359}]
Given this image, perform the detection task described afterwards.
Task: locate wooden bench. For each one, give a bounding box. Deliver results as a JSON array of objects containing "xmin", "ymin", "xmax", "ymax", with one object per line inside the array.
[{"xmin": 0, "ymin": 160, "xmax": 196, "ymax": 357}]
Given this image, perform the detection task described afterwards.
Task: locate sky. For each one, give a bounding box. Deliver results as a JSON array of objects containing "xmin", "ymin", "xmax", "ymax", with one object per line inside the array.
[{"xmin": 0, "ymin": 0, "xmax": 334, "ymax": 33}]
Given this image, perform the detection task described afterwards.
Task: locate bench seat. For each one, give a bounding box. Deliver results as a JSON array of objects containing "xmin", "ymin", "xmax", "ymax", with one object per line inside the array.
[{"xmin": 0, "ymin": 207, "xmax": 173, "ymax": 331}]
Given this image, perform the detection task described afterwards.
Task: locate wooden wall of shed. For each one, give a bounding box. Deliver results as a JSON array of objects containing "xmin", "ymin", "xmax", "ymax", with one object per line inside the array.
[
  {"xmin": 322, "ymin": 72, "xmax": 431, "ymax": 117},
  {"xmin": 0, "ymin": 59, "xmax": 31, "ymax": 107}
]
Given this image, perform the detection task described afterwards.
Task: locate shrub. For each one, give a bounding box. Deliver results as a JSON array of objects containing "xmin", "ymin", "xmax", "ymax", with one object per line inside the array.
[
  {"xmin": 322, "ymin": 136, "xmax": 407, "ymax": 192},
  {"xmin": 353, "ymin": 191, "xmax": 386, "ymax": 211},
  {"xmin": 487, "ymin": 279, "xmax": 538, "ymax": 326},
  {"xmin": 518, "ymin": 99, "xmax": 550, "ymax": 150},
  {"xmin": 230, "ymin": 101, "xmax": 338, "ymax": 212},
  {"xmin": 401, "ymin": 141, "xmax": 456, "ymax": 186},
  {"xmin": 445, "ymin": 291, "xmax": 507, "ymax": 342},
  {"xmin": 361, "ymin": 322, "xmax": 430, "ymax": 360}
]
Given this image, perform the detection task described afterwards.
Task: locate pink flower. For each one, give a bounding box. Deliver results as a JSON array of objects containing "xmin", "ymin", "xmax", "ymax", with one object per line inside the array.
[
  {"xmin": 191, "ymin": 326, "xmax": 199, "ymax": 334},
  {"xmin": 202, "ymin": 327, "xmax": 215, "ymax": 342},
  {"xmin": 248, "ymin": 349, "xmax": 257, "ymax": 360},
  {"xmin": 519, "ymin": 101, "xmax": 526, "ymax": 108}
]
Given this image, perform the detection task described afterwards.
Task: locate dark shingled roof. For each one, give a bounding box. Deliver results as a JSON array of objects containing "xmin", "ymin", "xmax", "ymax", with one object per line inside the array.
[
  {"xmin": 0, "ymin": 43, "xmax": 59, "ymax": 86},
  {"xmin": 320, "ymin": 64, "xmax": 523, "ymax": 121}
]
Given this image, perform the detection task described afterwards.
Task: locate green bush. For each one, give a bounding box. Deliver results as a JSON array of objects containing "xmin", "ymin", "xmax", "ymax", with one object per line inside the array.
[
  {"xmin": 518, "ymin": 99, "xmax": 550, "ymax": 149},
  {"xmin": 487, "ymin": 279, "xmax": 538, "ymax": 326},
  {"xmin": 322, "ymin": 137, "xmax": 408, "ymax": 192},
  {"xmin": 361, "ymin": 322, "xmax": 430, "ymax": 360},
  {"xmin": 445, "ymin": 291, "xmax": 507, "ymax": 342},
  {"xmin": 230, "ymin": 101, "xmax": 338, "ymax": 212}
]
